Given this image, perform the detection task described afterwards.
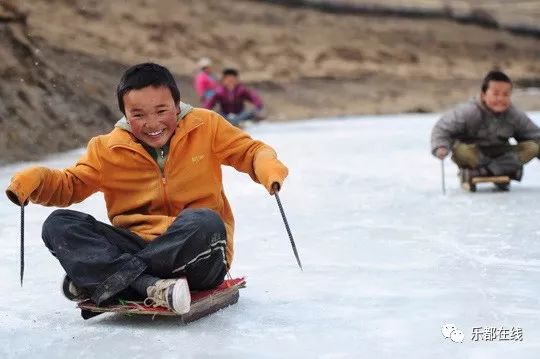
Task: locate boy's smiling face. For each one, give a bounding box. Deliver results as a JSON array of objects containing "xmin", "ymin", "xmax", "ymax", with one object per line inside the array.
[
  {"xmin": 481, "ymin": 80, "xmax": 512, "ymax": 113},
  {"xmin": 124, "ymin": 85, "xmax": 180, "ymax": 148}
]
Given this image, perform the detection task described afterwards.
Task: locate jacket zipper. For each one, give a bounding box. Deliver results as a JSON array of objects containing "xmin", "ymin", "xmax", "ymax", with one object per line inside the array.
[
  {"xmin": 158, "ymin": 148, "xmax": 172, "ymax": 216},
  {"xmin": 111, "ymin": 144, "xmax": 171, "ymax": 216},
  {"xmin": 111, "ymin": 122, "xmax": 205, "ymax": 218},
  {"xmin": 160, "ymin": 122, "xmax": 204, "ymax": 215}
]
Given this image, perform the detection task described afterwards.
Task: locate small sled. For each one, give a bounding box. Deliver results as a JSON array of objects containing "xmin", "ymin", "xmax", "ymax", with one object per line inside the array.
[
  {"xmin": 461, "ymin": 175, "xmax": 511, "ymax": 192},
  {"xmin": 78, "ymin": 277, "xmax": 246, "ymax": 323}
]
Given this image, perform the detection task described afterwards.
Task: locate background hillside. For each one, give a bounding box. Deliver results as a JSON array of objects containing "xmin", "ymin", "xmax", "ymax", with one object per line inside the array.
[{"xmin": 1, "ymin": 0, "xmax": 539, "ymax": 163}]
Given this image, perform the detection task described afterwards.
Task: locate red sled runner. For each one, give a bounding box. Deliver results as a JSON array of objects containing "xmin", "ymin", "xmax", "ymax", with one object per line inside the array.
[{"xmin": 78, "ymin": 277, "xmax": 246, "ymax": 323}]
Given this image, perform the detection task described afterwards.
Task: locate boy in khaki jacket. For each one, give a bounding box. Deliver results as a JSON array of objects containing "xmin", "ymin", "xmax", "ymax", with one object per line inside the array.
[
  {"xmin": 5, "ymin": 63, "xmax": 288, "ymax": 314},
  {"xmin": 431, "ymin": 70, "xmax": 540, "ymax": 189}
]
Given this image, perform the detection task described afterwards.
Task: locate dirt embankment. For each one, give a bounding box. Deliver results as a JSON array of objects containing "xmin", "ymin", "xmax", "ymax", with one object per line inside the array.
[
  {"xmin": 1, "ymin": 0, "xmax": 540, "ymax": 164},
  {"xmin": 0, "ymin": 2, "xmax": 124, "ymax": 164}
]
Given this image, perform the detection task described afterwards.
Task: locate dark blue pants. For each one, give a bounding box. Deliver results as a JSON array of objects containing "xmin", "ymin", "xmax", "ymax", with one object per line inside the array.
[{"xmin": 42, "ymin": 208, "xmax": 227, "ymax": 305}]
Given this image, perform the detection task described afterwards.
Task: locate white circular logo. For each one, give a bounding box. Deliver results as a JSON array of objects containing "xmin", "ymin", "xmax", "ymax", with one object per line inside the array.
[
  {"xmin": 441, "ymin": 323, "xmax": 457, "ymax": 339},
  {"xmin": 450, "ymin": 330, "xmax": 464, "ymax": 343}
]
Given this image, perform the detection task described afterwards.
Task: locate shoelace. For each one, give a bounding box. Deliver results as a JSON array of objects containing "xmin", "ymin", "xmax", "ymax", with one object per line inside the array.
[{"xmin": 143, "ymin": 279, "xmax": 176, "ymax": 308}]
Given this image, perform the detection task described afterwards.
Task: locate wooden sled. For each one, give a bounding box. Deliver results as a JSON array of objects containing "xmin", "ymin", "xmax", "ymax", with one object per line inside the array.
[
  {"xmin": 461, "ymin": 176, "xmax": 511, "ymax": 192},
  {"xmin": 78, "ymin": 277, "xmax": 246, "ymax": 323}
]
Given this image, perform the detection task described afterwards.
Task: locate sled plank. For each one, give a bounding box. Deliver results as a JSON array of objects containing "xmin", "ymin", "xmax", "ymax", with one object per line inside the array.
[
  {"xmin": 78, "ymin": 277, "xmax": 245, "ymax": 323},
  {"xmin": 471, "ymin": 176, "xmax": 510, "ymax": 184}
]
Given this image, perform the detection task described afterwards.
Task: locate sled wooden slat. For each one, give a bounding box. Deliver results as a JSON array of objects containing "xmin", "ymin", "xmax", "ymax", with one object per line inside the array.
[
  {"xmin": 471, "ymin": 176, "xmax": 510, "ymax": 184},
  {"xmin": 78, "ymin": 277, "xmax": 245, "ymax": 323}
]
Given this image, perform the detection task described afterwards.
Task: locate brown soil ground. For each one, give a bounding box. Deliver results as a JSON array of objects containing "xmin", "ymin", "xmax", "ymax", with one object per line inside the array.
[{"xmin": 1, "ymin": 0, "xmax": 540, "ymax": 163}]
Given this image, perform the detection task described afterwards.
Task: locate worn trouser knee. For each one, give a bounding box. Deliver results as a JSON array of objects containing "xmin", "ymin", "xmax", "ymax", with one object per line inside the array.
[
  {"xmin": 42, "ymin": 209, "xmax": 86, "ymax": 251},
  {"xmin": 169, "ymin": 208, "xmax": 226, "ymax": 245},
  {"xmin": 451, "ymin": 143, "xmax": 482, "ymax": 168},
  {"xmin": 187, "ymin": 208, "xmax": 225, "ymax": 237},
  {"xmin": 516, "ymin": 141, "xmax": 539, "ymax": 164},
  {"xmin": 42, "ymin": 209, "xmax": 148, "ymax": 304}
]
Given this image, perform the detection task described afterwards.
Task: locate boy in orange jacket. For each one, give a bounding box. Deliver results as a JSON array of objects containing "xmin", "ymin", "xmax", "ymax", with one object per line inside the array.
[{"xmin": 5, "ymin": 63, "xmax": 288, "ymax": 314}]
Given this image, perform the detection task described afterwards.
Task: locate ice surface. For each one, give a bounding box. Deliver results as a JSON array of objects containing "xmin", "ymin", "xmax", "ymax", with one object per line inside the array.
[{"xmin": 1, "ymin": 113, "xmax": 539, "ymax": 358}]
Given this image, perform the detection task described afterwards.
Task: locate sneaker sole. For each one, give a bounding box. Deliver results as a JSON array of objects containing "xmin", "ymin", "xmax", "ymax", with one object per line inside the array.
[{"xmin": 170, "ymin": 278, "xmax": 191, "ymax": 314}]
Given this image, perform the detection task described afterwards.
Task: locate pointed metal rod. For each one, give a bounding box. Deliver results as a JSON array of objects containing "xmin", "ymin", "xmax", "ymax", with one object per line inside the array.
[
  {"xmin": 20, "ymin": 204, "xmax": 24, "ymax": 286},
  {"xmin": 441, "ymin": 159, "xmax": 446, "ymax": 195},
  {"xmin": 272, "ymin": 183, "xmax": 302, "ymax": 271}
]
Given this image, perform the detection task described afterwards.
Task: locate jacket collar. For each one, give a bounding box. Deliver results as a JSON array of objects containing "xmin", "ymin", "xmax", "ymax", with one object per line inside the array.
[{"xmin": 107, "ymin": 104, "xmax": 204, "ymax": 149}]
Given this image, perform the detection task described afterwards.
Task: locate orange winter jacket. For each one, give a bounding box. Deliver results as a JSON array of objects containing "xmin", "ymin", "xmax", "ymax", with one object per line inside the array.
[{"xmin": 7, "ymin": 107, "xmax": 287, "ymax": 266}]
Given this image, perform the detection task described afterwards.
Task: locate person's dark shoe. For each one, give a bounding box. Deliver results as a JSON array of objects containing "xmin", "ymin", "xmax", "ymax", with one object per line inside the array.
[
  {"xmin": 511, "ymin": 167, "xmax": 523, "ymax": 181},
  {"xmin": 494, "ymin": 182, "xmax": 511, "ymax": 191},
  {"xmin": 62, "ymin": 275, "xmax": 90, "ymax": 302}
]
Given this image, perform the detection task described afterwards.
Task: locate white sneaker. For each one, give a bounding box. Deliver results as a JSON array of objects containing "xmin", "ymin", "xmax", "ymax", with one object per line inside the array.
[{"xmin": 145, "ymin": 278, "xmax": 191, "ymax": 314}]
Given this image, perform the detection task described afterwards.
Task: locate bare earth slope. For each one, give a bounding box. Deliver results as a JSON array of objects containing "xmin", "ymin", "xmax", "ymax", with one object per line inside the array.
[{"xmin": 1, "ymin": 0, "xmax": 540, "ymax": 163}]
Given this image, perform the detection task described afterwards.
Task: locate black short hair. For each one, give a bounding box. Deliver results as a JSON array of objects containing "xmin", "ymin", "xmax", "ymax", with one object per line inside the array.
[
  {"xmin": 481, "ymin": 70, "xmax": 512, "ymax": 93},
  {"xmin": 222, "ymin": 68, "xmax": 239, "ymax": 77},
  {"xmin": 117, "ymin": 63, "xmax": 180, "ymax": 114}
]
